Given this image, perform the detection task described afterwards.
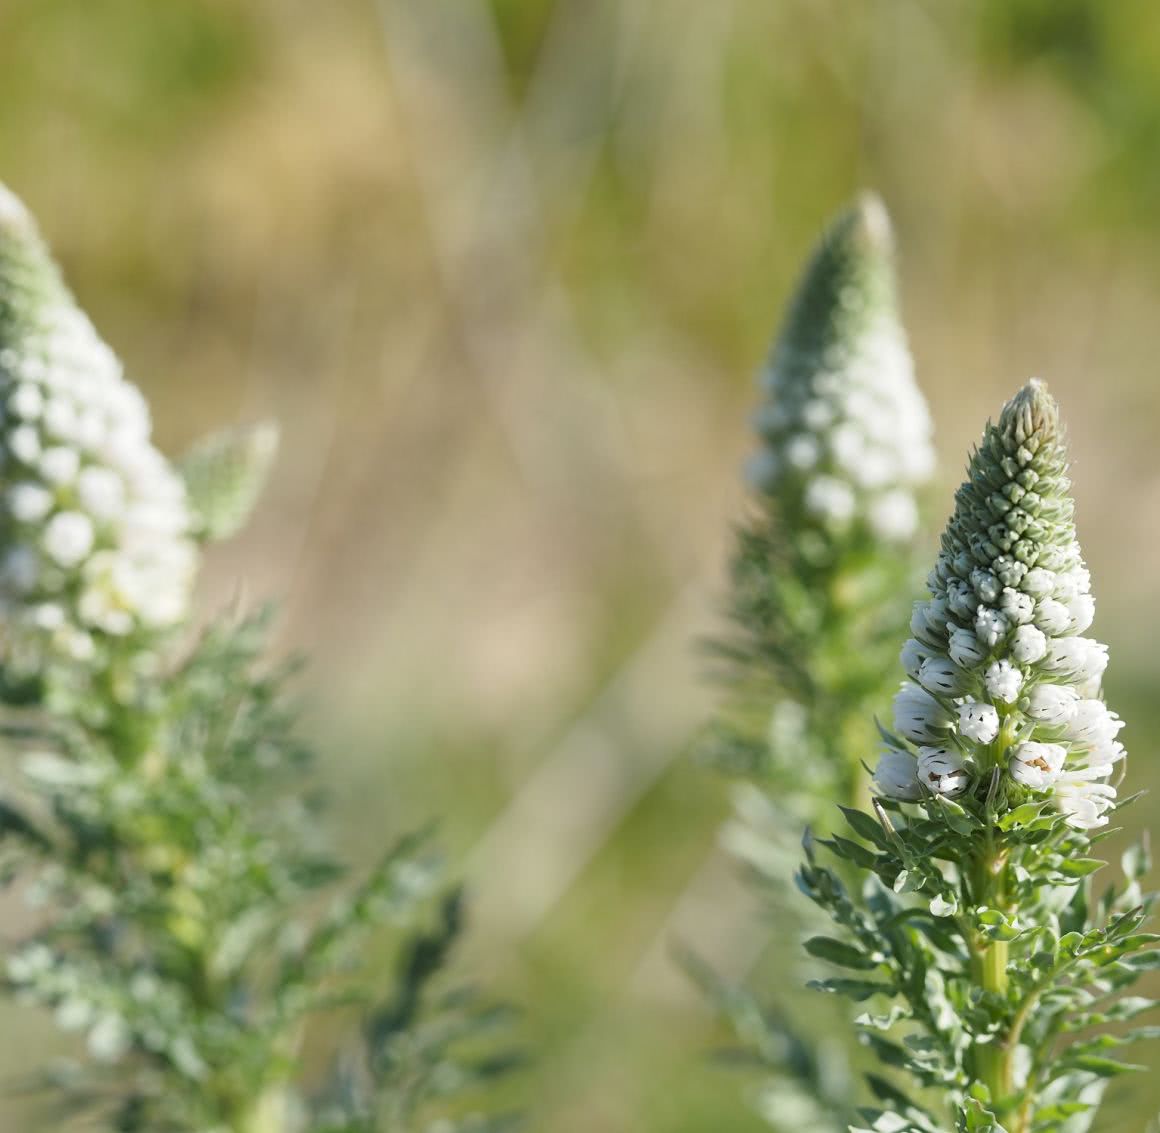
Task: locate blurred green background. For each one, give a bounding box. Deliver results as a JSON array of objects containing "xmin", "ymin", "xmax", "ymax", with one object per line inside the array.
[{"xmin": 3, "ymin": 0, "xmax": 1160, "ymax": 1129}]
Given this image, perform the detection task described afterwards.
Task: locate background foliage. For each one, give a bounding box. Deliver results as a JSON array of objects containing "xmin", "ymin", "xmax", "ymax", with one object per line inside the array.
[{"xmin": 3, "ymin": 1, "xmax": 1160, "ymax": 1130}]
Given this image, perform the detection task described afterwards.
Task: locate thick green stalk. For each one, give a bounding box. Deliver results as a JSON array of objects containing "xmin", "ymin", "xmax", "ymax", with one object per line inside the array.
[
  {"xmin": 972, "ymin": 831, "xmax": 1014, "ymax": 1111},
  {"xmin": 976, "ymin": 935, "xmax": 1011, "ymax": 1103}
]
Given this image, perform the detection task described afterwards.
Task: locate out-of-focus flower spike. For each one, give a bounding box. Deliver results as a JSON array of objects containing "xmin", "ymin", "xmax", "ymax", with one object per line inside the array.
[
  {"xmin": 0, "ymin": 184, "xmax": 197, "ymax": 680},
  {"xmin": 747, "ymin": 192, "xmax": 934, "ymax": 544}
]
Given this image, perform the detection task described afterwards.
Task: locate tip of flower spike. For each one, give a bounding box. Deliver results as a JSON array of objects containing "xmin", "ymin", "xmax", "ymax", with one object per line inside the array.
[
  {"xmin": 820, "ymin": 192, "xmax": 895, "ymax": 269},
  {"xmin": 0, "ymin": 184, "xmax": 34, "ymax": 231},
  {"xmin": 999, "ymin": 378, "xmax": 1060, "ymax": 447},
  {"xmin": 846, "ymin": 190, "xmax": 894, "ymax": 256}
]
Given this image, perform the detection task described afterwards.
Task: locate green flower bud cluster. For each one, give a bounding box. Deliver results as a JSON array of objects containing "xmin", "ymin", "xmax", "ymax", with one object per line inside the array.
[{"xmin": 875, "ymin": 381, "xmax": 1121, "ymax": 829}]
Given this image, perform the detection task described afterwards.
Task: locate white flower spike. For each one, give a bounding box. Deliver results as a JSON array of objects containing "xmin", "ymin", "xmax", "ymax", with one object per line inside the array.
[
  {"xmin": 873, "ymin": 380, "xmax": 1122, "ymax": 829},
  {"xmin": 746, "ymin": 193, "xmax": 933, "ymax": 545},
  {"xmin": 0, "ymin": 185, "xmax": 197, "ymax": 679}
]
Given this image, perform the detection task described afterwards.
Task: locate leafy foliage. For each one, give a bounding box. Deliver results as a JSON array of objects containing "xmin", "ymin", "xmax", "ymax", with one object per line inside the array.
[
  {"xmin": 803, "ymin": 799, "xmax": 1159, "ymax": 1132},
  {"xmin": 309, "ymin": 890, "xmax": 523, "ymax": 1133},
  {"xmin": 0, "ymin": 184, "xmax": 516, "ymax": 1133},
  {"xmin": 0, "ymin": 612, "xmax": 442, "ymax": 1130}
]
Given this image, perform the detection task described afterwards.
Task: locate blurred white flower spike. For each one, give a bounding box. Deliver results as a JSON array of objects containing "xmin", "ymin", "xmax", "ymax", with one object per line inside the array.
[
  {"xmin": 746, "ymin": 192, "xmax": 934, "ymax": 545},
  {"xmin": 874, "ymin": 380, "xmax": 1122, "ymax": 829},
  {"xmin": 0, "ymin": 184, "xmax": 197, "ymax": 680}
]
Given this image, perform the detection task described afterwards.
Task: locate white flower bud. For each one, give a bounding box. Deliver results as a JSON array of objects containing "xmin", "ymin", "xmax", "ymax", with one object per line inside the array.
[
  {"xmin": 893, "ymin": 682, "xmax": 954, "ymax": 744},
  {"xmin": 1055, "ymin": 775, "xmax": 1116, "ymax": 830},
  {"xmin": 1044, "ymin": 636, "xmax": 1108, "ymax": 683},
  {"xmin": 946, "ymin": 578, "xmax": 977, "ymax": 619},
  {"xmin": 804, "ymin": 475, "xmax": 856, "ymax": 525},
  {"xmin": 949, "ymin": 627, "xmax": 987, "ymax": 668},
  {"xmin": 899, "ymin": 637, "xmax": 930, "ymax": 680},
  {"xmin": 1087, "ymin": 739, "xmax": 1126, "ymax": 769},
  {"xmin": 1065, "ymin": 592, "xmax": 1095, "ymax": 633},
  {"xmin": 916, "ymin": 746, "xmax": 970, "ymax": 797},
  {"xmin": 87, "ymin": 1013, "xmax": 131, "ymax": 1063},
  {"xmin": 802, "ymin": 399, "xmax": 835, "ymax": 431},
  {"xmin": 998, "ymin": 587, "xmax": 1034, "ymax": 625},
  {"xmin": 1009, "ymin": 741, "xmax": 1066, "ymax": 789},
  {"xmin": 917, "ymin": 656, "xmax": 961, "ymax": 696},
  {"xmin": 785, "ymin": 434, "xmax": 821, "ymax": 470},
  {"xmin": 974, "ymin": 606, "xmax": 1009, "ymax": 647},
  {"xmin": 39, "ymin": 445, "xmax": 80, "ymax": 485},
  {"xmin": 970, "ymin": 568, "xmax": 1001, "ymax": 603},
  {"xmin": 10, "ymin": 424, "xmax": 40, "ymax": 464},
  {"xmin": 873, "ymin": 749, "xmax": 922, "ymax": 801},
  {"xmin": 1054, "ymin": 565, "xmax": 1091, "ymax": 602},
  {"xmin": 867, "ymin": 489, "xmax": 918, "ymax": 541},
  {"xmin": 1066, "ymin": 700, "xmax": 1123, "ymax": 746},
  {"xmin": 32, "ymin": 603, "xmax": 64, "ymax": 630},
  {"xmin": 9, "ymin": 383, "xmax": 43, "ymax": 419},
  {"xmin": 1024, "ymin": 683, "xmax": 1079, "ymax": 724},
  {"xmin": 1022, "ymin": 567, "xmax": 1055, "ymax": 598},
  {"xmin": 1034, "ymin": 598, "xmax": 1071, "ymax": 636},
  {"xmin": 984, "ymin": 660, "xmax": 1023, "ymax": 703},
  {"xmin": 42, "ymin": 512, "xmax": 94, "ymax": 567},
  {"xmin": 912, "ymin": 599, "xmax": 949, "ymax": 642},
  {"xmin": 957, "ymin": 700, "xmax": 1000, "ymax": 744},
  {"xmin": 76, "ymin": 467, "xmax": 125, "ymax": 519},
  {"xmin": 1011, "ymin": 624, "xmax": 1047, "ymax": 664},
  {"xmin": 7, "ymin": 483, "xmax": 53, "ymax": 523}
]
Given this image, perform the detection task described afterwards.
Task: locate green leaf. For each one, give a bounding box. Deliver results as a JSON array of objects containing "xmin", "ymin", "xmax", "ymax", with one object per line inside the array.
[
  {"xmin": 819, "ymin": 835, "xmax": 879, "ymax": 870},
  {"xmin": 1057, "ymin": 858, "xmax": 1106, "ymax": 880},
  {"xmin": 804, "ymin": 936, "xmax": 878, "ymax": 970},
  {"xmin": 997, "ymin": 801, "xmax": 1045, "ymax": 830},
  {"xmin": 932, "ymin": 796, "xmax": 978, "ymax": 835},
  {"xmin": 840, "ymin": 805, "xmax": 891, "ymax": 848},
  {"xmin": 807, "ymin": 977, "xmax": 893, "ymax": 1001},
  {"xmin": 1060, "ymin": 1055, "xmax": 1145, "ymax": 1077}
]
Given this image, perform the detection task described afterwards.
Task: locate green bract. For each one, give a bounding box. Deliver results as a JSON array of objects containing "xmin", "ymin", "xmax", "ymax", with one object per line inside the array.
[{"xmin": 805, "ymin": 382, "xmax": 1156, "ymax": 1133}]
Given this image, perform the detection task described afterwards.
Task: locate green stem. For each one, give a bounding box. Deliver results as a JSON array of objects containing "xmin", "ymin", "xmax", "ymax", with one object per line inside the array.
[
  {"xmin": 977, "ymin": 936, "xmax": 1011, "ymax": 1102},
  {"xmin": 973, "ymin": 838, "xmax": 1014, "ymax": 1109}
]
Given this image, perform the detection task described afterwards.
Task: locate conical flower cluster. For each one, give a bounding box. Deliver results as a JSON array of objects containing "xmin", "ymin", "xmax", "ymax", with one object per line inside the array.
[
  {"xmin": 745, "ymin": 193, "xmax": 934, "ymax": 544},
  {"xmin": 874, "ymin": 380, "xmax": 1121, "ymax": 828},
  {"xmin": 0, "ymin": 186, "xmax": 195, "ymax": 676}
]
